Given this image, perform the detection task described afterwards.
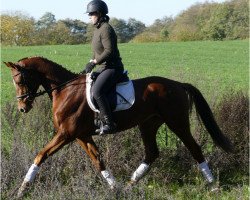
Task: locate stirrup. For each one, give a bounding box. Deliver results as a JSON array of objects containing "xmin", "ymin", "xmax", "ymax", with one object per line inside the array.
[{"xmin": 95, "ymin": 123, "xmax": 116, "ymax": 135}]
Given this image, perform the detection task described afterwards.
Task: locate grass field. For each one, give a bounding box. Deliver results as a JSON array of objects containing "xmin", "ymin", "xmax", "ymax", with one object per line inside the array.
[
  {"xmin": 2, "ymin": 40, "xmax": 249, "ymax": 105},
  {"xmin": 1, "ymin": 40, "xmax": 249, "ymax": 199}
]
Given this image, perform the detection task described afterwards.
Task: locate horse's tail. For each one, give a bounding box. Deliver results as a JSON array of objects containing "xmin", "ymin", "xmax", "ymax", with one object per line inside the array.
[{"xmin": 182, "ymin": 83, "xmax": 233, "ymax": 153}]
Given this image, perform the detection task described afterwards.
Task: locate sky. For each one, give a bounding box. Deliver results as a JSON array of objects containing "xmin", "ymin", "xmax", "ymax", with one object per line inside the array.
[{"xmin": 1, "ymin": 0, "xmax": 227, "ymax": 26}]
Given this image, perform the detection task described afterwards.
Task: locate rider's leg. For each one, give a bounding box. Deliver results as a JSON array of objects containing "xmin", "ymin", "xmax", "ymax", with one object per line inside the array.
[
  {"xmin": 95, "ymin": 95, "xmax": 117, "ymax": 134},
  {"xmin": 92, "ymin": 68, "xmax": 122, "ymax": 134}
]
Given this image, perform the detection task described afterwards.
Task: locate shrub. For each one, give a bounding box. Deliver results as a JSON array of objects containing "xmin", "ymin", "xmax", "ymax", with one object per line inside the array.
[
  {"xmin": 211, "ymin": 92, "xmax": 249, "ymax": 174},
  {"xmin": 131, "ymin": 32, "xmax": 163, "ymax": 43}
]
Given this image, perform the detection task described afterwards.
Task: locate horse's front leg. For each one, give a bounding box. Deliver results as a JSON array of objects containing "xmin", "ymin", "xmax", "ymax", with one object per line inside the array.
[
  {"xmin": 76, "ymin": 136, "xmax": 116, "ymax": 189},
  {"xmin": 17, "ymin": 131, "xmax": 72, "ymax": 198}
]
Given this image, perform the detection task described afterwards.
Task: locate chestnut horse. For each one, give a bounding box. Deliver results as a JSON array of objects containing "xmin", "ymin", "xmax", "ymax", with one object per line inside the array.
[{"xmin": 4, "ymin": 56, "xmax": 232, "ymax": 197}]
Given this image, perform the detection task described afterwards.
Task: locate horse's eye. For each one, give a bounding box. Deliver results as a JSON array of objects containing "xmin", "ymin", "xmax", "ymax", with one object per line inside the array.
[{"xmin": 17, "ymin": 82, "xmax": 24, "ymax": 86}]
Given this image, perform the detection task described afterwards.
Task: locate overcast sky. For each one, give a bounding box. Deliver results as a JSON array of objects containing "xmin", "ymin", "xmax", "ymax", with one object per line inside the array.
[{"xmin": 1, "ymin": 0, "xmax": 227, "ymax": 26}]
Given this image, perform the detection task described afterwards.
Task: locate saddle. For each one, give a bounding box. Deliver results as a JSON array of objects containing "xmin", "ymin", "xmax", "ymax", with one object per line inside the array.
[{"xmin": 86, "ymin": 71, "xmax": 135, "ymax": 113}]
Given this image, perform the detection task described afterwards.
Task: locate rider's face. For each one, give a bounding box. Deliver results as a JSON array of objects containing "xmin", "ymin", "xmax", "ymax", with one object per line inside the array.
[{"xmin": 89, "ymin": 12, "xmax": 99, "ymax": 25}]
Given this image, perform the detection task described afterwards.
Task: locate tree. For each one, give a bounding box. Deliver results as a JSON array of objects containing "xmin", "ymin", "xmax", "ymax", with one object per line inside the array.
[
  {"xmin": 1, "ymin": 12, "xmax": 35, "ymax": 45},
  {"xmin": 170, "ymin": 3, "xmax": 217, "ymax": 41},
  {"xmin": 226, "ymin": 0, "xmax": 249, "ymax": 39},
  {"xmin": 60, "ymin": 19, "xmax": 87, "ymax": 44},
  {"xmin": 109, "ymin": 18, "xmax": 146, "ymax": 42},
  {"xmin": 109, "ymin": 18, "xmax": 128, "ymax": 42},
  {"xmin": 132, "ymin": 16, "xmax": 173, "ymax": 42},
  {"xmin": 60, "ymin": 19, "xmax": 87, "ymax": 34},
  {"xmin": 33, "ymin": 12, "xmax": 57, "ymax": 45},
  {"xmin": 36, "ymin": 12, "xmax": 56, "ymax": 30},
  {"xmin": 148, "ymin": 16, "xmax": 174, "ymax": 34},
  {"xmin": 127, "ymin": 18, "xmax": 146, "ymax": 40},
  {"xmin": 49, "ymin": 21, "xmax": 71, "ymax": 44},
  {"xmin": 203, "ymin": 4, "xmax": 232, "ymax": 40}
]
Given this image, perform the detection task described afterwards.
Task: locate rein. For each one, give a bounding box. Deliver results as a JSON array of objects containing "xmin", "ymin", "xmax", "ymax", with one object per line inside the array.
[{"xmin": 15, "ymin": 71, "xmax": 84, "ymax": 100}]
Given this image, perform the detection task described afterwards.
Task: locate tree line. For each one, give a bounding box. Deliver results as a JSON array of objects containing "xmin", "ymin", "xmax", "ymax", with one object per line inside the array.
[{"xmin": 1, "ymin": 0, "xmax": 248, "ymax": 46}]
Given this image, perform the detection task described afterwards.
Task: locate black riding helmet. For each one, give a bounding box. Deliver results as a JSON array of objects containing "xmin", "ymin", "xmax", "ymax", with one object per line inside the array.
[{"xmin": 86, "ymin": 0, "xmax": 108, "ymax": 15}]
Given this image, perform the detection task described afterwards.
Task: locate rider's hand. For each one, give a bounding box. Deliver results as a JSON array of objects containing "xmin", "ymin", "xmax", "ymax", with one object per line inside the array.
[{"xmin": 84, "ymin": 62, "xmax": 96, "ymax": 73}]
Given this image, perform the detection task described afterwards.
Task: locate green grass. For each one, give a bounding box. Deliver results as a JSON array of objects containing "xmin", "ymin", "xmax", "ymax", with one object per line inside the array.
[{"xmin": 1, "ymin": 40, "xmax": 249, "ymax": 105}]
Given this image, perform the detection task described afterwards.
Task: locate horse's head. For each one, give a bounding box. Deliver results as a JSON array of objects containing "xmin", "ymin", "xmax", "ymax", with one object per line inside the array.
[{"xmin": 4, "ymin": 61, "xmax": 41, "ymax": 113}]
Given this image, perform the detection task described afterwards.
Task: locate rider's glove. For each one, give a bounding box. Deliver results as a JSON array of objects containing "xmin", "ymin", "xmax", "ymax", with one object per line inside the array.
[{"xmin": 84, "ymin": 62, "xmax": 96, "ymax": 73}]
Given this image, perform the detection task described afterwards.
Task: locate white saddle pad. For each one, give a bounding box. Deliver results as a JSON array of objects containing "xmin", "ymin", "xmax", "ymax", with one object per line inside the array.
[{"xmin": 86, "ymin": 73, "xmax": 135, "ymax": 113}]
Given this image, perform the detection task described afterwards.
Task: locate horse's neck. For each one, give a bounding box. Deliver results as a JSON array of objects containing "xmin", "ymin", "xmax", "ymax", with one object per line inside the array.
[{"xmin": 35, "ymin": 61, "xmax": 76, "ymax": 89}]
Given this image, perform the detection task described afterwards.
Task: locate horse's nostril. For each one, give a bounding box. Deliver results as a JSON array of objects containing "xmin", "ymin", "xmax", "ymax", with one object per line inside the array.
[{"xmin": 20, "ymin": 108, "xmax": 25, "ymax": 113}]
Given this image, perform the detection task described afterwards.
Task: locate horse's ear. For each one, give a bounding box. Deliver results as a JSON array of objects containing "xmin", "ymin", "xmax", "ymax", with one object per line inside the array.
[
  {"xmin": 3, "ymin": 61, "xmax": 15, "ymax": 68},
  {"xmin": 3, "ymin": 61, "xmax": 21, "ymax": 70}
]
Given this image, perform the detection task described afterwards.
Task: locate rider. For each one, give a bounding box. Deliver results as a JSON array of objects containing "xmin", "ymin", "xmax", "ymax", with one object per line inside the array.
[{"xmin": 83, "ymin": 0, "xmax": 124, "ymax": 134}]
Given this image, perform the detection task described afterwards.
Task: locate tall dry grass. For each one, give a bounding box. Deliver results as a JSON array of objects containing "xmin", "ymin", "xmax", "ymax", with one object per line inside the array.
[{"xmin": 1, "ymin": 91, "xmax": 248, "ymax": 199}]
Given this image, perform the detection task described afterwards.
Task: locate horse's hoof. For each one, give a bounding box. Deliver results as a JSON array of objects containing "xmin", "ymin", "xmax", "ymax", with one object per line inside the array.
[
  {"xmin": 125, "ymin": 180, "xmax": 136, "ymax": 191},
  {"xmin": 210, "ymin": 185, "xmax": 220, "ymax": 192},
  {"xmin": 110, "ymin": 184, "xmax": 115, "ymax": 190},
  {"xmin": 206, "ymin": 182, "xmax": 220, "ymax": 192},
  {"xmin": 17, "ymin": 181, "xmax": 29, "ymax": 199},
  {"xmin": 110, "ymin": 182, "xmax": 122, "ymax": 193}
]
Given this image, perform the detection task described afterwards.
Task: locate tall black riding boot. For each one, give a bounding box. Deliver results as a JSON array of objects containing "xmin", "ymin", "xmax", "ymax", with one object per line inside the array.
[{"xmin": 95, "ymin": 96, "xmax": 117, "ymax": 135}]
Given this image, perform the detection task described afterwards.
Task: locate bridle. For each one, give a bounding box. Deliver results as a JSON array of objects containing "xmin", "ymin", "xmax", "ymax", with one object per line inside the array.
[
  {"xmin": 12, "ymin": 69, "xmax": 38, "ymax": 101},
  {"xmin": 13, "ymin": 69, "xmax": 83, "ymax": 101}
]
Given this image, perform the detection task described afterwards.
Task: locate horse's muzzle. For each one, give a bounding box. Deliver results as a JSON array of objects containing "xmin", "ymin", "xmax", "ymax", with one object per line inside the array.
[{"xmin": 18, "ymin": 104, "xmax": 32, "ymax": 113}]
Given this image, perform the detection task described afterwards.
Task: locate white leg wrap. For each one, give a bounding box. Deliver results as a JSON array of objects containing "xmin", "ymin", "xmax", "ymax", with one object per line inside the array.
[
  {"xmin": 131, "ymin": 163, "xmax": 150, "ymax": 182},
  {"xmin": 24, "ymin": 164, "xmax": 39, "ymax": 182},
  {"xmin": 101, "ymin": 170, "xmax": 116, "ymax": 188},
  {"xmin": 199, "ymin": 161, "xmax": 214, "ymax": 183}
]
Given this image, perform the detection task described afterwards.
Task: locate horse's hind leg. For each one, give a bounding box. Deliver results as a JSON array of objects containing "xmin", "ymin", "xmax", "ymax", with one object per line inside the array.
[
  {"xmin": 129, "ymin": 115, "xmax": 163, "ymax": 185},
  {"xmin": 165, "ymin": 112, "xmax": 215, "ymax": 184},
  {"xmin": 76, "ymin": 136, "xmax": 116, "ymax": 189}
]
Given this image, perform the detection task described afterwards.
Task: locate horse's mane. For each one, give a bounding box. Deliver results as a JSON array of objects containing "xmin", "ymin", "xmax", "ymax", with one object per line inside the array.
[
  {"xmin": 18, "ymin": 56, "xmax": 77, "ymax": 80},
  {"xmin": 19, "ymin": 56, "xmax": 75, "ymax": 73}
]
